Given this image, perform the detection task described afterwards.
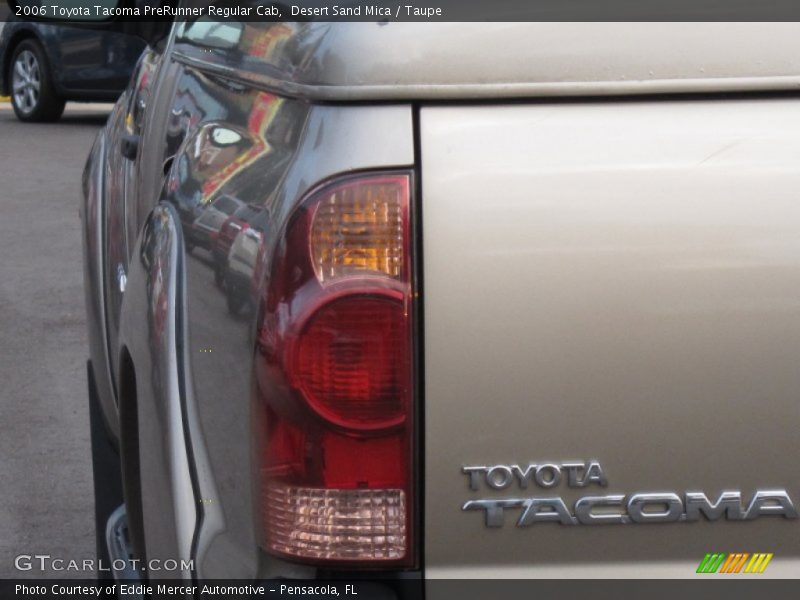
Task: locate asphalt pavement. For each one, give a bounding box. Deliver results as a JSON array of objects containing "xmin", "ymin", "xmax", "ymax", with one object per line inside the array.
[{"xmin": 0, "ymin": 103, "xmax": 113, "ymax": 578}]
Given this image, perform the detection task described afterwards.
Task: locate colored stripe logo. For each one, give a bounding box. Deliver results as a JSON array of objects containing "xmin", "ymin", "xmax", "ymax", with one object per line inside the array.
[{"xmin": 696, "ymin": 553, "xmax": 773, "ymax": 574}]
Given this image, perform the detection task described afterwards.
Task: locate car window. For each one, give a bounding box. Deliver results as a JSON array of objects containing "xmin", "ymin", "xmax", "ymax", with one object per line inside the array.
[
  {"xmin": 234, "ymin": 206, "xmax": 260, "ymax": 222},
  {"xmin": 214, "ymin": 196, "xmax": 239, "ymax": 215},
  {"xmin": 175, "ymin": 19, "xmax": 244, "ymax": 50}
]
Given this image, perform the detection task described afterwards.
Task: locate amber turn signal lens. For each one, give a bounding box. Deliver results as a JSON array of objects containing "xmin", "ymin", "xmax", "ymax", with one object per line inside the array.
[{"xmin": 310, "ymin": 176, "xmax": 409, "ymax": 283}]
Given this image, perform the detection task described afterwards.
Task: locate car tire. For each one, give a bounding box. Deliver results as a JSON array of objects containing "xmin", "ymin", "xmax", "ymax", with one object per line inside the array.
[
  {"xmin": 226, "ymin": 286, "xmax": 246, "ymax": 315},
  {"xmin": 9, "ymin": 39, "xmax": 66, "ymax": 122},
  {"xmin": 214, "ymin": 262, "xmax": 226, "ymax": 288}
]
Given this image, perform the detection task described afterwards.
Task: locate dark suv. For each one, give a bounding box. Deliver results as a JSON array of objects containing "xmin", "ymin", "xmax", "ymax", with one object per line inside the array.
[{"xmin": 0, "ymin": 19, "xmax": 144, "ymax": 121}]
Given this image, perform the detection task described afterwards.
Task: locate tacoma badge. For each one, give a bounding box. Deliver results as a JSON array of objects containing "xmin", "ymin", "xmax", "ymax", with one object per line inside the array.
[{"xmin": 462, "ymin": 461, "xmax": 797, "ymax": 527}]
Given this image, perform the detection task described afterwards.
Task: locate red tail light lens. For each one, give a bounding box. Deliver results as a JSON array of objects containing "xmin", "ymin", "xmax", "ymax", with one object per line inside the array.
[
  {"xmin": 291, "ymin": 293, "xmax": 408, "ymax": 431},
  {"xmin": 254, "ymin": 173, "xmax": 414, "ymax": 566}
]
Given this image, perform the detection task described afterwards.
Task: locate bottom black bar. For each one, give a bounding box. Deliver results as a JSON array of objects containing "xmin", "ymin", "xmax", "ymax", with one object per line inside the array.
[{"xmin": 2, "ymin": 578, "xmax": 800, "ymax": 600}]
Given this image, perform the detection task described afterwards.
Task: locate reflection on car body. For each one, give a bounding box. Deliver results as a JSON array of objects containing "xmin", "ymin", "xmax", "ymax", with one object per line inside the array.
[
  {"xmin": 190, "ymin": 193, "xmax": 243, "ymax": 251},
  {"xmin": 224, "ymin": 206, "xmax": 269, "ymax": 315}
]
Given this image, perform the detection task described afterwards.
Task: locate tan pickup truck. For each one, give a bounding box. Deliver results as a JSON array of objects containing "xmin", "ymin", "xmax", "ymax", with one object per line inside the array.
[{"xmin": 80, "ymin": 20, "xmax": 800, "ymax": 588}]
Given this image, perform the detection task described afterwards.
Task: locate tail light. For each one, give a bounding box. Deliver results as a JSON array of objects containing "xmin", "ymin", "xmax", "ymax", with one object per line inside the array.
[{"xmin": 254, "ymin": 172, "xmax": 415, "ymax": 566}]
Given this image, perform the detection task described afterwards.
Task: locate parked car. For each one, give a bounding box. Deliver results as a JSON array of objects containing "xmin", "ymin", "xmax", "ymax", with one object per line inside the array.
[
  {"xmin": 0, "ymin": 18, "xmax": 145, "ymax": 121},
  {"xmin": 212, "ymin": 203, "xmax": 264, "ymax": 288},
  {"xmin": 81, "ymin": 19, "xmax": 800, "ymax": 588},
  {"xmin": 187, "ymin": 193, "xmax": 244, "ymax": 252},
  {"xmin": 223, "ymin": 206, "xmax": 269, "ymax": 315}
]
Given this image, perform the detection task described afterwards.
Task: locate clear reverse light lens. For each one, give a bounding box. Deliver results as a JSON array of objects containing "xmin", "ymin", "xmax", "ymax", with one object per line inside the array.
[{"xmin": 264, "ymin": 484, "xmax": 407, "ymax": 561}]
